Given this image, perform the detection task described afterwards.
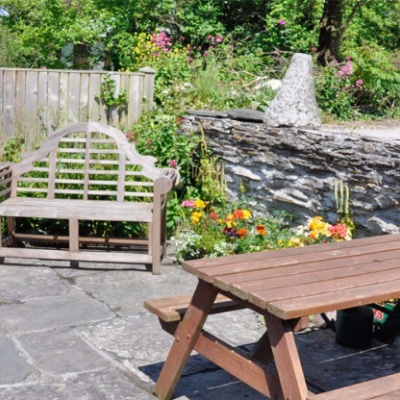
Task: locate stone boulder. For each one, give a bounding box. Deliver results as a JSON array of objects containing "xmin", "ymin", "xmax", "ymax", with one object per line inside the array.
[{"xmin": 264, "ymin": 53, "xmax": 321, "ymax": 127}]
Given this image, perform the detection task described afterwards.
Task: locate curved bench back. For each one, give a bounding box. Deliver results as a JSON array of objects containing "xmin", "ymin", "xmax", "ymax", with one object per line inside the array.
[{"xmin": 10, "ymin": 122, "xmax": 167, "ymax": 201}]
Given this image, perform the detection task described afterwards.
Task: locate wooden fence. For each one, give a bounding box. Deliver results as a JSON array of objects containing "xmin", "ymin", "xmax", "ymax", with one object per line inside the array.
[{"xmin": 0, "ymin": 67, "xmax": 155, "ymax": 147}]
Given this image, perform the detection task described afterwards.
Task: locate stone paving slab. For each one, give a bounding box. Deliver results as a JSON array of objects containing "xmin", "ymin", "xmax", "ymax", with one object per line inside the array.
[
  {"xmin": 0, "ymin": 288, "xmax": 115, "ymax": 334},
  {"xmin": 16, "ymin": 327, "xmax": 109, "ymax": 375},
  {"xmin": 0, "ymin": 265, "xmax": 68, "ymax": 303},
  {"xmin": 0, "ymin": 332, "xmax": 37, "ymax": 385},
  {"xmin": 0, "ymin": 370, "xmax": 154, "ymax": 400},
  {"xmin": 72, "ymin": 265, "xmax": 198, "ymax": 316}
]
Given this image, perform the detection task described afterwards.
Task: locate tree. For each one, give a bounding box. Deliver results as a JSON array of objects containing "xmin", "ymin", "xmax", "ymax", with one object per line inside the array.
[{"xmin": 317, "ymin": 0, "xmax": 369, "ymax": 65}]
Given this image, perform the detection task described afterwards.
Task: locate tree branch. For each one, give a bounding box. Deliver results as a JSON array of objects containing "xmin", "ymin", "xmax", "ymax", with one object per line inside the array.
[{"xmin": 338, "ymin": 0, "xmax": 372, "ymax": 39}]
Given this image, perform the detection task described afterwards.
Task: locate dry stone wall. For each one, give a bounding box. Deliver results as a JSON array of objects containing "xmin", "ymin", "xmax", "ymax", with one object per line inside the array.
[{"xmin": 182, "ymin": 114, "xmax": 400, "ymax": 237}]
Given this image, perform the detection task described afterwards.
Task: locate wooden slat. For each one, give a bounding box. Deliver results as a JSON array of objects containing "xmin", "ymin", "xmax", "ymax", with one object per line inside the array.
[
  {"xmin": 14, "ymin": 233, "xmax": 148, "ymax": 247},
  {"xmin": 31, "ymin": 167, "xmax": 146, "ymax": 176},
  {"xmin": 309, "ymin": 373, "xmax": 400, "ymax": 400},
  {"xmin": 57, "ymin": 148, "xmax": 120, "ymax": 155},
  {"xmin": 0, "ymin": 246, "xmax": 152, "ymax": 264},
  {"xmin": 0, "ymin": 197, "xmax": 154, "ymax": 221},
  {"xmin": 0, "ymin": 70, "xmax": 3, "ymax": 133},
  {"xmin": 68, "ymin": 72, "xmax": 80, "ymax": 123},
  {"xmin": 144, "ymin": 293, "xmax": 244, "ymax": 323},
  {"xmin": 210, "ymin": 247, "xmax": 400, "ymax": 293},
  {"xmin": 15, "ymin": 69, "xmax": 26, "ymax": 135},
  {"xmin": 250, "ymin": 265, "xmax": 400, "ymax": 307},
  {"xmin": 88, "ymin": 73, "xmax": 101, "ymax": 122},
  {"xmin": 37, "ymin": 71, "xmax": 48, "ymax": 132},
  {"xmin": 59, "ymin": 71, "xmax": 68, "ymax": 120},
  {"xmin": 79, "ymin": 72, "xmax": 89, "ymax": 122},
  {"xmin": 182, "ymin": 235, "xmax": 400, "ymax": 283},
  {"xmin": 228, "ymin": 254, "xmax": 400, "ymax": 300},
  {"xmin": 47, "ymin": 71, "xmax": 60, "ymax": 134},
  {"xmin": 265, "ymin": 278, "xmax": 400, "ymax": 320},
  {"xmin": 4, "ymin": 69, "xmax": 16, "ymax": 138},
  {"xmin": 60, "ymin": 137, "xmax": 114, "ymax": 144}
]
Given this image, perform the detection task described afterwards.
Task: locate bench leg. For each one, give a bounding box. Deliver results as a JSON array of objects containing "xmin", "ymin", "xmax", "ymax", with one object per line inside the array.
[
  {"xmin": 151, "ymin": 220, "xmax": 161, "ymax": 275},
  {"xmin": 154, "ymin": 280, "xmax": 219, "ymax": 400},
  {"xmin": 6, "ymin": 217, "xmax": 16, "ymax": 246},
  {"xmin": 69, "ymin": 219, "xmax": 79, "ymax": 253},
  {"xmin": 264, "ymin": 312, "xmax": 308, "ymax": 400}
]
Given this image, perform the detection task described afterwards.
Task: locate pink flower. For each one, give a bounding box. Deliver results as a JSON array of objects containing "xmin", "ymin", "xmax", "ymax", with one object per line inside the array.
[
  {"xmin": 125, "ymin": 131, "xmax": 133, "ymax": 141},
  {"xmin": 207, "ymin": 35, "xmax": 213, "ymax": 41},
  {"xmin": 188, "ymin": 57, "xmax": 193, "ymax": 63},
  {"xmin": 215, "ymin": 35, "xmax": 223, "ymax": 43},
  {"xmin": 209, "ymin": 45, "xmax": 214, "ymax": 50},
  {"xmin": 311, "ymin": 47, "xmax": 317, "ymax": 53},
  {"xmin": 181, "ymin": 200, "xmax": 195, "ymax": 208},
  {"xmin": 169, "ymin": 160, "xmax": 177, "ymax": 168},
  {"xmin": 204, "ymin": 51, "xmax": 209, "ymax": 57},
  {"xmin": 356, "ymin": 79, "xmax": 364, "ymax": 87},
  {"xmin": 197, "ymin": 46, "xmax": 202, "ymax": 51},
  {"xmin": 278, "ymin": 19, "xmax": 286, "ymax": 25}
]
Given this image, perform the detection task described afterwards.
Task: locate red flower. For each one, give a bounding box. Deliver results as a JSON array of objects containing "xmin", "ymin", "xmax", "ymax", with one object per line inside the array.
[
  {"xmin": 209, "ymin": 213, "xmax": 218, "ymax": 220},
  {"xmin": 233, "ymin": 210, "xmax": 244, "ymax": 220},
  {"xmin": 256, "ymin": 225, "xmax": 267, "ymax": 236}
]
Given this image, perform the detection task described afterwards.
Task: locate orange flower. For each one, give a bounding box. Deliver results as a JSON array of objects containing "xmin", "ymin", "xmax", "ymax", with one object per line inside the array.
[
  {"xmin": 256, "ymin": 225, "xmax": 267, "ymax": 236},
  {"xmin": 233, "ymin": 210, "xmax": 244, "ymax": 220},
  {"xmin": 236, "ymin": 228, "xmax": 248, "ymax": 237}
]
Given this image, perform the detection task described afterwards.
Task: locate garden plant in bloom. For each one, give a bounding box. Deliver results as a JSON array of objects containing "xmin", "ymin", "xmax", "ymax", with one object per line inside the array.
[{"xmin": 173, "ymin": 200, "xmax": 353, "ymax": 262}]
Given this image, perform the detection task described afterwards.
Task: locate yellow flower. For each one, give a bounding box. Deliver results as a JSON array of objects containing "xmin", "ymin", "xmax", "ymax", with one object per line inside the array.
[
  {"xmin": 243, "ymin": 210, "xmax": 252, "ymax": 220},
  {"xmin": 194, "ymin": 199, "xmax": 206, "ymax": 209},
  {"xmin": 191, "ymin": 211, "xmax": 203, "ymax": 224},
  {"xmin": 289, "ymin": 237, "xmax": 303, "ymax": 247}
]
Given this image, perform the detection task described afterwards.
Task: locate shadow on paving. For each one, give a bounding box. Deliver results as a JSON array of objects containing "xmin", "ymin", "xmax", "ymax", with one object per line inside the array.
[{"xmin": 139, "ymin": 328, "xmax": 400, "ymax": 399}]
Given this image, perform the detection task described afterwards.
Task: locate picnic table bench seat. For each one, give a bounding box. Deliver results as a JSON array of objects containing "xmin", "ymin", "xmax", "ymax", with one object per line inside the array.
[{"xmin": 0, "ymin": 122, "xmax": 180, "ymax": 274}]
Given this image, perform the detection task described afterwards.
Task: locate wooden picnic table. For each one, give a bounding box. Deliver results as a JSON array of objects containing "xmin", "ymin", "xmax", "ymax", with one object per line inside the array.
[{"xmin": 152, "ymin": 234, "xmax": 400, "ymax": 400}]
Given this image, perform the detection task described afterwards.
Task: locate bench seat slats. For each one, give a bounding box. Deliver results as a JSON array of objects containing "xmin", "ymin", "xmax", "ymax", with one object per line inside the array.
[
  {"xmin": 0, "ymin": 197, "xmax": 154, "ymax": 221},
  {"xmin": 308, "ymin": 373, "xmax": 400, "ymax": 400},
  {"xmin": 144, "ymin": 294, "xmax": 245, "ymax": 323}
]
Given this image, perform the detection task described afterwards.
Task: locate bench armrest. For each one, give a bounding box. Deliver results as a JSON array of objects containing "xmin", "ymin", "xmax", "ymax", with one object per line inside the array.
[
  {"xmin": 0, "ymin": 162, "xmax": 13, "ymax": 199},
  {"xmin": 161, "ymin": 168, "xmax": 180, "ymax": 188}
]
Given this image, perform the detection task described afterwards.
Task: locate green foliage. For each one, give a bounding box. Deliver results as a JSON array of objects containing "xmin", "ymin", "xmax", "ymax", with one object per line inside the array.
[{"xmin": 95, "ymin": 76, "xmax": 128, "ymax": 123}]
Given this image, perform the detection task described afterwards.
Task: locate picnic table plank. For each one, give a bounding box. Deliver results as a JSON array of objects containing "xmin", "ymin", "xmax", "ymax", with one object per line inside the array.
[
  {"xmin": 211, "ymin": 247, "xmax": 400, "ymax": 291},
  {"xmin": 183, "ymin": 235, "xmax": 400, "ymax": 283},
  {"xmin": 230, "ymin": 261, "xmax": 400, "ymax": 301},
  {"xmin": 309, "ymin": 372, "xmax": 400, "ymax": 399},
  {"xmin": 183, "ymin": 234, "xmax": 400, "ymax": 272},
  {"xmin": 264, "ymin": 278, "xmax": 400, "ymax": 319}
]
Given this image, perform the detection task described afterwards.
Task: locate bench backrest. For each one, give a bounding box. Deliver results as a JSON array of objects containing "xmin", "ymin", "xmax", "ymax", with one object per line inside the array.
[{"xmin": 10, "ymin": 122, "xmax": 169, "ymax": 202}]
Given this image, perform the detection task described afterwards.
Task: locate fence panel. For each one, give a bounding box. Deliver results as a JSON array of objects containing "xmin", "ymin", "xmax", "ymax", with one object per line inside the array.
[{"xmin": 0, "ymin": 67, "xmax": 155, "ymax": 146}]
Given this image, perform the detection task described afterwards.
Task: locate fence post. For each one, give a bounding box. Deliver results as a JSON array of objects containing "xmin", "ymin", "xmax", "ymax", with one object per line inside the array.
[{"xmin": 139, "ymin": 67, "xmax": 156, "ymax": 109}]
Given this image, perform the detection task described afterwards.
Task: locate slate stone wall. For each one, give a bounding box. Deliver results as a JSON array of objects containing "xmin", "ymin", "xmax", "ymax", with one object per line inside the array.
[{"xmin": 182, "ymin": 115, "xmax": 400, "ymax": 236}]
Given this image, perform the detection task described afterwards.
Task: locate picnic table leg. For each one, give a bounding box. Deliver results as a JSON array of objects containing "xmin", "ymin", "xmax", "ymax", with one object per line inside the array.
[
  {"xmin": 154, "ymin": 280, "xmax": 219, "ymax": 400},
  {"xmin": 264, "ymin": 312, "xmax": 308, "ymax": 400}
]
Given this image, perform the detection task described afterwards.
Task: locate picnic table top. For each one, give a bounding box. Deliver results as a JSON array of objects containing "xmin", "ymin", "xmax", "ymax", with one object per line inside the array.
[{"xmin": 182, "ymin": 234, "xmax": 400, "ymax": 320}]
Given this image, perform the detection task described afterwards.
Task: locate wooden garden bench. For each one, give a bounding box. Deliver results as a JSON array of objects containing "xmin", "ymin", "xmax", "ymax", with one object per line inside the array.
[{"xmin": 0, "ymin": 122, "xmax": 180, "ymax": 274}]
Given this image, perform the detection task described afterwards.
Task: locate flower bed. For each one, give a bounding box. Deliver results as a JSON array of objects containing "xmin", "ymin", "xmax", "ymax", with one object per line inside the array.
[{"xmin": 173, "ymin": 199, "xmax": 353, "ymax": 262}]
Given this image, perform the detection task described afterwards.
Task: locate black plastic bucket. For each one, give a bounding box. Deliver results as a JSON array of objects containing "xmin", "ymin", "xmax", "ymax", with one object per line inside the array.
[{"xmin": 335, "ymin": 306, "xmax": 373, "ymax": 349}]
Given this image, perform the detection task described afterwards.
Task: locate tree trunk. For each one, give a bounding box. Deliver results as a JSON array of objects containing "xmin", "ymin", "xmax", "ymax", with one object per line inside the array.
[{"xmin": 317, "ymin": 0, "xmax": 343, "ymax": 66}]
